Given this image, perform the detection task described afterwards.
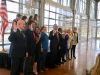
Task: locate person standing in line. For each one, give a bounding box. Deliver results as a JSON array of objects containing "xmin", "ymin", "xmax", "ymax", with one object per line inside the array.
[
  {"xmin": 49, "ymin": 24, "xmax": 59, "ymax": 69},
  {"xmin": 67, "ymin": 29, "xmax": 73, "ymax": 60},
  {"xmin": 23, "ymin": 21, "xmax": 36, "ymax": 75},
  {"xmin": 64, "ymin": 29, "xmax": 69, "ymax": 61},
  {"xmin": 9, "ymin": 20, "xmax": 28, "ymax": 75},
  {"xmin": 21, "ymin": 16, "xmax": 28, "ymax": 31},
  {"xmin": 22, "ymin": 16, "xmax": 27, "ymax": 22},
  {"xmin": 12, "ymin": 14, "xmax": 21, "ymax": 31},
  {"xmin": 28, "ymin": 16, "xmax": 34, "ymax": 21},
  {"xmin": 37, "ymin": 26, "xmax": 49, "ymax": 73},
  {"xmin": 33, "ymin": 26, "xmax": 43, "ymax": 75},
  {"xmin": 71, "ymin": 27, "xmax": 78, "ymax": 59},
  {"xmin": 57, "ymin": 28, "xmax": 65, "ymax": 64},
  {"xmin": 33, "ymin": 14, "xmax": 39, "ymax": 26}
]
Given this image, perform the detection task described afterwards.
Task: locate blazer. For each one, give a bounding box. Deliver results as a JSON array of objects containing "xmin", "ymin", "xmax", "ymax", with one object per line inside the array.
[
  {"xmin": 59, "ymin": 32, "xmax": 65, "ymax": 48},
  {"xmin": 25, "ymin": 28, "xmax": 36, "ymax": 56},
  {"xmin": 8, "ymin": 29, "xmax": 27, "ymax": 57},
  {"xmin": 49, "ymin": 30, "xmax": 58, "ymax": 49},
  {"xmin": 67, "ymin": 34, "xmax": 73, "ymax": 49},
  {"xmin": 72, "ymin": 32, "xmax": 78, "ymax": 45}
]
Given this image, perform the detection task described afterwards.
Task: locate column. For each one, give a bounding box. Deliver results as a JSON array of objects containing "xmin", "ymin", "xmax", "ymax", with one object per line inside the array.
[
  {"xmin": 39, "ymin": 0, "xmax": 45, "ymax": 28},
  {"xmin": 95, "ymin": 1, "xmax": 98, "ymax": 39},
  {"xmin": 86, "ymin": 0, "xmax": 90, "ymax": 41},
  {"xmin": 71, "ymin": 0, "xmax": 76, "ymax": 31}
]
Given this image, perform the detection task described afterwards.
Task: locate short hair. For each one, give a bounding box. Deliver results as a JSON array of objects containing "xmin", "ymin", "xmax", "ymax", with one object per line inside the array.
[
  {"xmin": 58, "ymin": 28, "xmax": 62, "ymax": 31},
  {"xmin": 22, "ymin": 16, "xmax": 27, "ymax": 20},
  {"xmin": 64, "ymin": 29, "xmax": 67, "ymax": 32},
  {"xmin": 73, "ymin": 27, "xmax": 77, "ymax": 30},
  {"xmin": 28, "ymin": 16, "xmax": 33, "ymax": 21},
  {"xmin": 67, "ymin": 29, "xmax": 71, "ymax": 33},
  {"xmin": 53, "ymin": 24, "xmax": 57, "ymax": 27},
  {"xmin": 16, "ymin": 13, "xmax": 21, "ymax": 17},
  {"xmin": 41, "ymin": 26, "xmax": 46, "ymax": 31},
  {"xmin": 27, "ymin": 20, "xmax": 34, "ymax": 26}
]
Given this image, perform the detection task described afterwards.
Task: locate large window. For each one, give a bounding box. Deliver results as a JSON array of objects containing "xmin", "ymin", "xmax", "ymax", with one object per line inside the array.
[
  {"xmin": 88, "ymin": 20, "xmax": 96, "ymax": 39},
  {"xmin": 97, "ymin": 21, "xmax": 100, "ymax": 38},
  {"xmin": 44, "ymin": 3, "xmax": 73, "ymax": 35},
  {"xmin": 0, "ymin": 0, "xmax": 39, "ymax": 49},
  {"xmin": 90, "ymin": 0, "xmax": 96, "ymax": 18},
  {"xmin": 97, "ymin": 2, "xmax": 100, "ymax": 19},
  {"xmin": 75, "ymin": 0, "xmax": 86, "ymax": 14},
  {"xmin": 52, "ymin": 0, "xmax": 70, "ymax": 7},
  {"xmin": 63, "ymin": 0, "xmax": 70, "ymax": 7},
  {"xmin": 81, "ymin": 16, "xmax": 87, "ymax": 41},
  {"xmin": 75, "ymin": 14, "xmax": 87, "ymax": 42}
]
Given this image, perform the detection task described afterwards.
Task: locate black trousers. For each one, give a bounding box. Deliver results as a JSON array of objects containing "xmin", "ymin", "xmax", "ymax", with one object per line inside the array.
[
  {"xmin": 56, "ymin": 48, "xmax": 61, "ymax": 63},
  {"xmin": 71, "ymin": 45, "xmax": 76, "ymax": 58},
  {"xmin": 23, "ymin": 56, "xmax": 34, "ymax": 75},
  {"xmin": 49, "ymin": 48, "xmax": 58, "ymax": 67},
  {"xmin": 61, "ymin": 46, "xmax": 65, "ymax": 61},
  {"xmin": 37, "ymin": 50, "xmax": 48, "ymax": 71},
  {"xmin": 10, "ymin": 57, "xmax": 24, "ymax": 75}
]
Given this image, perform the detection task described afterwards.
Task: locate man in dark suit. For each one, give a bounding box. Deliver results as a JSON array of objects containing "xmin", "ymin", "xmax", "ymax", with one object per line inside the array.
[
  {"xmin": 23, "ymin": 21, "xmax": 36, "ymax": 75},
  {"xmin": 56, "ymin": 28, "xmax": 62, "ymax": 64},
  {"xmin": 9, "ymin": 20, "xmax": 28, "ymax": 75},
  {"xmin": 58, "ymin": 28, "xmax": 65, "ymax": 64},
  {"xmin": 49, "ymin": 24, "xmax": 59, "ymax": 69}
]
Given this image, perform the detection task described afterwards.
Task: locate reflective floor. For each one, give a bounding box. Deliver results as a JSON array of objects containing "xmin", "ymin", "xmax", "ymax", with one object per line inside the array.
[{"xmin": 0, "ymin": 39, "xmax": 100, "ymax": 75}]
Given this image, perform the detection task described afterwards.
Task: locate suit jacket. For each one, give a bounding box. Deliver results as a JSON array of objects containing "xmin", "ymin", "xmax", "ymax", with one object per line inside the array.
[
  {"xmin": 25, "ymin": 28, "xmax": 36, "ymax": 56},
  {"xmin": 49, "ymin": 30, "xmax": 58, "ymax": 50},
  {"xmin": 59, "ymin": 32, "xmax": 65, "ymax": 48},
  {"xmin": 8, "ymin": 29, "xmax": 27, "ymax": 57}
]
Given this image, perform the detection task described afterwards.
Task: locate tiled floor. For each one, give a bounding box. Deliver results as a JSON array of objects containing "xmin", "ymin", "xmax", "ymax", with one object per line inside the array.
[{"xmin": 0, "ymin": 39, "xmax": 100, "ymax": 75}]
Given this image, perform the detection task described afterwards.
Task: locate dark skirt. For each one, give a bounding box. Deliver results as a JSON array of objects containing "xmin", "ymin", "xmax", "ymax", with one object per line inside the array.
[{"xmin": 34, "ymin": 48, "xmax": 41, "ymax": 62}]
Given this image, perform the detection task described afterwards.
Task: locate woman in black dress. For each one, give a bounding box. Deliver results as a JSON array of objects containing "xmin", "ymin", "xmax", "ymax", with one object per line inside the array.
[{"xmin": 33, "ymin": 26, "xmax": 43, "ymax": 75}]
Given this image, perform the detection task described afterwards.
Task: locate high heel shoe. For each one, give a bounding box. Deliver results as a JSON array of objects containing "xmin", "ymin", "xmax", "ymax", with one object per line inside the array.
[{"xmin": 33, "ymin": 72, "xmax": 39, "ymax": 75}]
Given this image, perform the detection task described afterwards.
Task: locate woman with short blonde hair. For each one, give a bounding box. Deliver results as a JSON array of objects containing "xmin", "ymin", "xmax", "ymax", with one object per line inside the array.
[
  {"xmin": 71, "ymin": 27, "xmax": 78, "ymax": 59},
  {"xmin": 73, "ymin": 27, "xmax": 77, "ymax": 30}
]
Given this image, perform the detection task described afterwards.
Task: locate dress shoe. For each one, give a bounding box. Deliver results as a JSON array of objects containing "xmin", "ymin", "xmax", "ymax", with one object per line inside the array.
[
  {"xmin": 74, "ymin": 57, "xmax": 76, "ymax": 59},
  {"xmin": 60, "ymin": 62, "xmax": 64, "ymax": 64},
  {"xmin": 68, "ymin": 58, "xmax": 71, "ymax": 60},
  {"xmin": 43, "ymin": 68, "xmax": 48, "ymax": 70},
  {"xmin": 56, "ymin": 63, "xmax": 61, "ymax": 65},
  {"xmin": 33, "ymin": 72, "xmax": 39, "ymax": 75},
  {"xmin": 53, "ymin": 65, "xmax": 58, "ymax": 68},
  {"xmin": 39, "ymin": 70, "xmax": 43, "ymax": 73},
  {"xmin": 63, "ymin": 60, "xmax": 67, "ymax": 62},
  {"xmin": 28, "ymin": 71, "xmax": 34, "ymax": 74},
  {"xmin": 49, "ymin": 66, "xmax": 55, "ymax": 69},
  {"xmin": 59, "ymin": 62, "xmax": 62, "ymax": 64}
]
